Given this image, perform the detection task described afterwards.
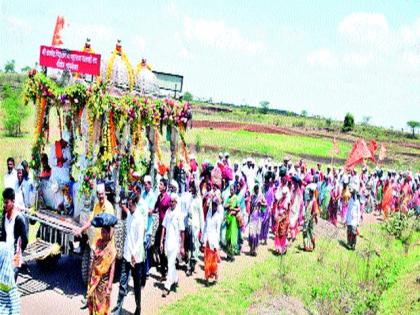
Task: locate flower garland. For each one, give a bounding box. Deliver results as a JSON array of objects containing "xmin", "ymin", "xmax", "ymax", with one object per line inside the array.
[
  {"xmin": 135, "ymin": 61, "xmax": 152, "ymax": 75},
  {"xmin": 105, "ymin": 48, "xmax": 135, "ymax": 91}
]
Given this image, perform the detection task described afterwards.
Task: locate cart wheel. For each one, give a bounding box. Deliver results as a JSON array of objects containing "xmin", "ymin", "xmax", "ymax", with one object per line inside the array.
[
  {"xmin": 81, "ymin": 246, "xmax": 91, "ymax": 285},
  {"xmin": 36, "ymin": 253, "xmax": 61, "ymax": 270}
]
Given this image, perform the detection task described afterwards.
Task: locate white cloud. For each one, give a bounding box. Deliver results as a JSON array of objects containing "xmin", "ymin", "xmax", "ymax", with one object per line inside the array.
[
  {"xmin": 338, "ymin": 13, "xmax": 390, "ymax": 49},
  {"xmin": 183, "ymin": 16, "xmax": 265, "ymax": 54},
  {"xmin": 164, "ymin": 2, "xmax": 181, "ymax": 20},
  {"xmin": 306, "ymin": 49, "xmax": 337, "ymax": 67},
  {"xmin": 62, "ymin": 23, "xmax": 116, "ymax": 48},
  {"xmin": 4, "ymin": 16, "xmax": 31, "ymax": 34},
  {"xmin": 342, "ymin": 52, "xmax": 374, "ymax": 66},
  {"xmin": 178, "ymin": 47, "xmax": 192, "ymax": 59},
  {"xmin": 131, "ymin": 35, "xmax": 146, "ymax": 52},
  {"xmin": 401, "ymin": 51, "xmax": 420, "ymax": 66},
  {"xmin": 399, "ymin": 17, "xmax": 420, "ymax": 46}
]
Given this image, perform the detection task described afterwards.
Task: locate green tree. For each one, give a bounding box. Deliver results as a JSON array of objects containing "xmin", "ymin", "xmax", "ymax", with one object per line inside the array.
[
  {"xmin": 342, "ymin": 113, "xmax": 355, "ymax": 132},
  {"xmin": 21, "ymin": 66, "xmax": 31, "ymax": 73},
  {"xmin": 407, "ymin": 120, "xmax": 419, "ymax": 138},
  {"xmin": 4, "ymin": 60, "xmax": 16, "ymax": 73},
  {"xmin": 260, "ymin": 100, "xmax": 270, "ymax": 114},
  {"xmin": 301, "ymin": 110, "xmax": 308, "ymax": 117},
  {"xmin": 183, "ymin": 91, "xmax": 193, "ymax": 102},
  {"xmin": 1, "ymin": 84, "xmax": 29, "ymax": 136}
]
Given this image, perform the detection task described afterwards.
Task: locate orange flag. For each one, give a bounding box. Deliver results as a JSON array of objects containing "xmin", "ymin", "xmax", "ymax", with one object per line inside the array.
[
  {"xmin": 378, "ymin": 144, "xmax": 386, "ymax": 161},
  {"xmin": 368, "ymin": 140, "xmax": 378, "ymax": 162},
  {"xmin": 51, "ymin": 16, "xmax": 65, "ymax": 46},
  {"xmin": 344, "ymin": 139, "xmax": 373, "ymax": 171}
]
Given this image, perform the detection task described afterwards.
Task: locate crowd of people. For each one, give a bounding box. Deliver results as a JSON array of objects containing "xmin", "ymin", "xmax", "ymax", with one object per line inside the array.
[{"xmin": 0, "ymin": 152, "xmax": 419, "ymax": 315}]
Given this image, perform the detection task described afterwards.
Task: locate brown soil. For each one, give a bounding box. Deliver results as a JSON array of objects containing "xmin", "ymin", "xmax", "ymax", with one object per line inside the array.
[{"xmin": 249, "ymin": 294, "xmax": 309, "ymax": 315}]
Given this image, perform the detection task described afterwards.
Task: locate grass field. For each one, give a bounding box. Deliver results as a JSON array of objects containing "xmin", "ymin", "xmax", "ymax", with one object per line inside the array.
[
  {"xmin": 192, "ymin": 102, "xmax": 420, "ymax": 144},
  {"xmin": 185, "ymin": 128, "xmax": 420, "ymax": 170},
  {"xmin": 161, "ymin": 222, "xmax": 420, "ymax": 315}
]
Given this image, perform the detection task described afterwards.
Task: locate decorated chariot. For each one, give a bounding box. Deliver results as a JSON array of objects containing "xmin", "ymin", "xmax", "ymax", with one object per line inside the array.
[{"xmin": 20, "ymin": 39, "xmax": 192, "ymax": 283}]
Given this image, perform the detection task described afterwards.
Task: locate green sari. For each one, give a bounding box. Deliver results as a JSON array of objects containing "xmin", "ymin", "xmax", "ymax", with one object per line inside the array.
[{"xmin": 225, "ymin": 195, "xmax": 239, "ymax": 257}]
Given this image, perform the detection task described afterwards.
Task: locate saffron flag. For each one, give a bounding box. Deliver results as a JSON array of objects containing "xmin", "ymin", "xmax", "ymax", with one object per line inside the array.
[
  {"xmin": 368, "ymin": 140, "xmax": 378, "ymax": 162},
  {"xmin": 51, "ymin": 16, "xmax": 65, "ymax": 46},
  {"xmin": 381, "ymin": 183, "xmax": 393, "ymax": 218},
  {"xmin": 378, "ymin": 144, "xmax": 386, "ymax": 161},
  {"xmin": 344, "ymin": 139, "xmax": 374, "ymax": 171}
]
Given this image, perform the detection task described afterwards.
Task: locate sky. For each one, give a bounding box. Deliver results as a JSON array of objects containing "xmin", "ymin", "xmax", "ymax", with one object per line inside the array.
[{"xmin": 1, "ymin": 0, "xmax": 420, "ymax": 130}]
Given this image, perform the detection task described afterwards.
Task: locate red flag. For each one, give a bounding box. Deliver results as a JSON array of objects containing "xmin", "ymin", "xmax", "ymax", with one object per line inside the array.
[
  {"xmin": 368, "ymin": 140, "xmax": 378, "ymax": 162},
  {"xmin": 378, "ymin": 144, "xmax": 386, "ymax": 161},
  {"xmin": 344, "ymin": 139, "xmax": 373, "ymax": 171},
  {"xmin": 51, "ymin": 16, "xmax": 65, "ymax": 46},
  {"xmin": 332, "ymin": 136, "xmax": 340, "ymax": 155}
]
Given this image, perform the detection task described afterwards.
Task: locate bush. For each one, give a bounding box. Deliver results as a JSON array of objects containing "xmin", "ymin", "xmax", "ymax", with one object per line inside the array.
[
  {"xmin": 1, "ymin": 84, "xmax": 29, "ymax": 137},
  {"xmin": 342, "ymin": 113, "xmax": 355, "ymax": 132},
  {"xmin": 384, "ymin": 212, "xmax": 409, "ymax": 240}
]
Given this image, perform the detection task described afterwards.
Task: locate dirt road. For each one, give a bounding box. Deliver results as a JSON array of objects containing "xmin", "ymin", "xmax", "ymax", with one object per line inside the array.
[{"xmin": 19, "ymin": 213, "xmax": 380, "ymax": 315}]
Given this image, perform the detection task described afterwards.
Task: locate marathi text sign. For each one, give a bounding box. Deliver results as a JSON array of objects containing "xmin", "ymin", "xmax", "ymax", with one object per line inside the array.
[{"xmin": 39, "ymin": 45, "xmax": 101, "ymax": 76}]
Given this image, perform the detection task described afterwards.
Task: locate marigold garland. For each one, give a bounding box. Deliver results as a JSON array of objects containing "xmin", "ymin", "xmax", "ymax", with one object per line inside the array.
[{"xmin": 106, "ymin": 49, "xmax": 135, "ymax": 90}]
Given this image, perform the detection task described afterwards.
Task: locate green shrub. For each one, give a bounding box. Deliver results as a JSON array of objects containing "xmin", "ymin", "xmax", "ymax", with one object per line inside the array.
[{"xmin": 1, "ymin": 84, "xmax": 29, "ymax": 137}]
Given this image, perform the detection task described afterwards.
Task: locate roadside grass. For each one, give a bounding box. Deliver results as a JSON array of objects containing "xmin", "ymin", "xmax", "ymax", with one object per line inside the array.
[{"xmin": 161, "ymin": 223, "xmax": 420, "ymax": 315}]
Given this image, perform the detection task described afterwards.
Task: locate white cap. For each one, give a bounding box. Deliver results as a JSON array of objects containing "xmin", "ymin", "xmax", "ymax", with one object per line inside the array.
[
  {"xmin": 170, "ymin": 193, "xmax": 179, "ymax": 202},
  {"xmin": 224, "ymin": 152, "xmax": 230, "ymax": 158},
  {"xmin": 170, "ymin": 180, "xmax": 179, "ymax": 192},
  {"xmin": 97, "ymin": 183, "xmax": 105, "ymax": 193},
  {"xmin": 189, "ymin": 154, "xmax": 196, "ymax": 160},
  {"xmin": 144, "ymin": 175, "xmax": 152, "ymax": 183},
  {"xmin": 282, "ymin": 186, "xmax": 288, "ymax": 194}
]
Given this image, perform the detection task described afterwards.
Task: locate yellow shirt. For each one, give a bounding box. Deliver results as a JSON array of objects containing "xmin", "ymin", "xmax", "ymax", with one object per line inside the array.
[{"xmin": 88, "ymin": 199, "xmax": 115, "ymax": 249}]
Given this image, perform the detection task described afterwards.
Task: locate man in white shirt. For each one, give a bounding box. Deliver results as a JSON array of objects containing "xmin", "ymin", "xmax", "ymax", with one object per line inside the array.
[
  {"xmin": 4, "ymin": 157, "xmax": 18, "ymax": 190},
  {"xmin": 112, "ymin": 192, "xmax": 145, "ymax": 315},
  {"xmin": 160, "ymin": 193, "xmax": 185, "ymax": 297},
  {"xmin": 346, "ymin": 186, "xmax": 361, "ymax": 250}
]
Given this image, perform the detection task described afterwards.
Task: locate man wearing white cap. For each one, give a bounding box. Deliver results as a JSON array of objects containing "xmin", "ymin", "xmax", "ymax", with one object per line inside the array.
[
  {"xmin": 160, "ymin": 193, "xmax": 185, "ymax": 297},
  {"xmin": 76, "ymin": 183, "xmax": 115, "ymax": 251},
  {"xmin": 346, "ymin": 185, "xmax": 361, "ymax": 250},
  {"xmin": 141, "ymin": 175, "xmax": 157, "ymax": 277}
]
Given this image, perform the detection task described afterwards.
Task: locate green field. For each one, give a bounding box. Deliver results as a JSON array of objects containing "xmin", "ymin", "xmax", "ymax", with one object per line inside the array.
[
  {"xmin": 185, "ymin": 128, "xmax": 420, "ymax": 171},
  {"xmin": 161, "ymin": 222, "xmax": 420, "ymax": 315}
]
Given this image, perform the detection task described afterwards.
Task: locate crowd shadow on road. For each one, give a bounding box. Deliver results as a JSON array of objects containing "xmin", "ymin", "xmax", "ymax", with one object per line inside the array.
[{"xmin": 18, "ymin": 255, "xmax": 85, "ymax": 298}]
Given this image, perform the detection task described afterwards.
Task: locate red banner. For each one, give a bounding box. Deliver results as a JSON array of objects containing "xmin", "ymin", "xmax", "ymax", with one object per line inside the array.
[
  {"xmin": 39, "ymin": 45, "xmax": 101, "ymax": 76},
  {"xmin": 344, "ymin": 139, "xmax": 374, "ymax": 171}
]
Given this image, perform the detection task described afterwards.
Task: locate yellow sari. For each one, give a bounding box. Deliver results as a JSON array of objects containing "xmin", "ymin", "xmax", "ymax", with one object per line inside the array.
[{"xmin": 87, "ymin": 238, "xmax": 116, "ymax": 315}]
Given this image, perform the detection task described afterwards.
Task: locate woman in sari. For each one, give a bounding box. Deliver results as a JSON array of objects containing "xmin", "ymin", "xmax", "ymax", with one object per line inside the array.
[
  {"xmin": 224, "ymin": 185, "xmax": 240, "ymax": 261},
  {"xmin": 248, "ymin": 185, "xmax": 266, "ymax": 256},
  {"xmin": 340, "ymin": 182, "xmax": 351, "ymax": 224},
  {"xmin": 0, "ymin": 243, "xmax": 20, "ymax": 315},
  {"xmin": 260, "ymin": 180, "xmax": 274, "ymax": 245},
  {"xmin": 303, "ymin": 185, "xmax": 318, "ymax": 252},
  {"xmin": 328, "ymin": 182, "xmax": 340, "ymax": 226},
  {"xmin": 87, "ymin": 213, "xmax": 117, "ymax": 315},
  {"xmin": 274, "ymin": 187, "xmax": 290, "ymax": 255},
  {"xmin": 202, "ymin": 191, "xmax": 223, "ymax": 284},
  {"xmin": 289, "ymin": 177, "xmax": 303, "ymax": 241}
]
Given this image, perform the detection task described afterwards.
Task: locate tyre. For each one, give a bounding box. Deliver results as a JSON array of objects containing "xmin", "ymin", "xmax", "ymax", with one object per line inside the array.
[
  {"xmin": 36, "ymin": 253, "xmax": 61, "ymax": 270},
  {"xmin": 81, "ymin": 246, "xmax": 91, "ymax": 285}
]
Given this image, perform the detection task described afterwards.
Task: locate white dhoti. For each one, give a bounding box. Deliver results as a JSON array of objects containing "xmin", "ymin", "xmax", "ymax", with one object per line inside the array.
[{"xmin": 165, "ymin": 249, "xmax": 179, "ymax": 290}]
